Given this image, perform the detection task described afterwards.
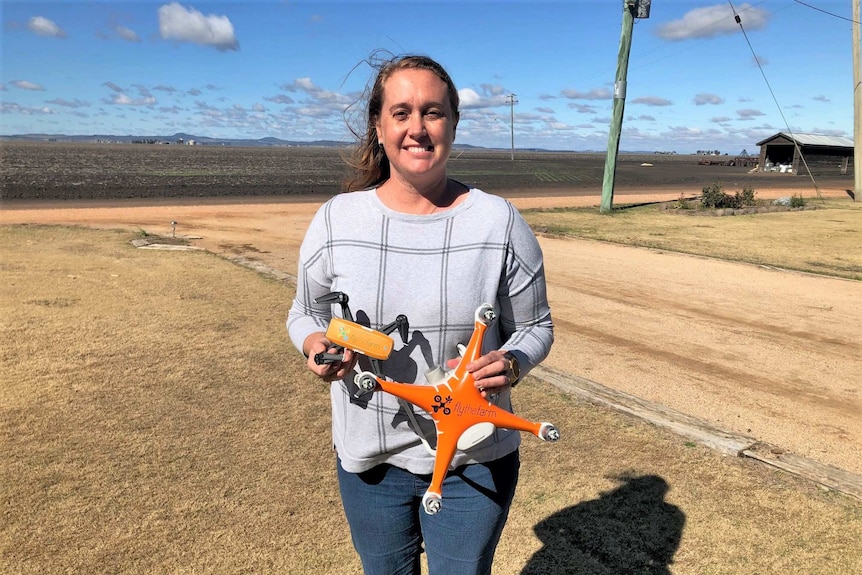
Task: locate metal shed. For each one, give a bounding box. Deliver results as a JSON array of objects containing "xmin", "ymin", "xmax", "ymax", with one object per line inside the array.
[{"xmin": 755, "ymin": 132, "xmax": 854, "ymax": 176}]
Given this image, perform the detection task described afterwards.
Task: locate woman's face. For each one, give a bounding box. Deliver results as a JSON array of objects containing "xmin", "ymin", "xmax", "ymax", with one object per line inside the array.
[{"xmin": 375, "ymin": 68, "xmax": 456, "ymax": 189}]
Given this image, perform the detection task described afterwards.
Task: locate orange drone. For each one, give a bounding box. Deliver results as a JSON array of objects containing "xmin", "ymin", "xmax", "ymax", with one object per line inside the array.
[{"xmin": 314, "ymin": 292, "xmax": 559, "ymax": 515}]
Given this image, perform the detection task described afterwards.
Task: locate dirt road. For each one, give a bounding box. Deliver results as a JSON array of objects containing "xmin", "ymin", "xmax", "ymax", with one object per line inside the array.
[{"xmin": 3, "ymin": 185, "xmax": 860, "ymax": 476}]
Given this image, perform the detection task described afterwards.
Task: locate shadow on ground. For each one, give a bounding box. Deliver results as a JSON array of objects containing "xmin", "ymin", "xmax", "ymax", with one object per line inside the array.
[{"xmin": 521, "ymin": 473, "xmax": 685, "ymax": 575}]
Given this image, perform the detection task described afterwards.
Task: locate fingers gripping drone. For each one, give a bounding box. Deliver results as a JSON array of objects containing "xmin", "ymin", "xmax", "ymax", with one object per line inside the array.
[{"xmin": 314, "ymin": 292, "xmax": 560, "ymax": 515}]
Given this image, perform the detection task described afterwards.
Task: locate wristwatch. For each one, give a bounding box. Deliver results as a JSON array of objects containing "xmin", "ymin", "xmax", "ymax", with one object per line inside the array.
[{"xmin": 503, "ymin": 351, "xmax": 521, "ymax": 386}]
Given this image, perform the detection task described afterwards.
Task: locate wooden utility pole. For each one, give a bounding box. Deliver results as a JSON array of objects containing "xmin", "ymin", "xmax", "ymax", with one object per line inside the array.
[
  {"xmin": 507, "ymin": 93, "xmax": 518, "ymax": 161},
  {"xmin": 853, "ymin": 0, "xmax": 861, "ymax": 201},
  {"xmin": 601, "ymin": 0, "xmax": 650, "ymax": 212}
]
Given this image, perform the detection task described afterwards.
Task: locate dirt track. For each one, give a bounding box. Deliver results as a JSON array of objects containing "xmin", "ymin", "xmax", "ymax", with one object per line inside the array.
[{"xmin": 2, "ymin": 184, "xmax": 860, "ymax": 477}]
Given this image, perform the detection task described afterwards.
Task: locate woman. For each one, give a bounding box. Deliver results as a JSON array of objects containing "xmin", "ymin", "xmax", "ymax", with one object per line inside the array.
[{"xmin": 287, "ymin": 54, "xmax": 553, "ymax": 574}]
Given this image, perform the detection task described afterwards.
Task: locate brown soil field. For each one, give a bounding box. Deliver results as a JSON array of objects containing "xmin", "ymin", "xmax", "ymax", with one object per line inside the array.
[
  {"xmin": 2, "ymin": 141, "xmax": 853, "ymax": 203},
  {"xmin": 2, "ymin": 142, "xmax": 860, "ymax": 483}
]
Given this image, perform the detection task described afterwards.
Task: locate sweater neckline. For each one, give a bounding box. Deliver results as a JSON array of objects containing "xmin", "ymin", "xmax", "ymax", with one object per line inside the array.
[{"xmin": 370, "ymin": 188, "xmax": 477, "ymax": 221}]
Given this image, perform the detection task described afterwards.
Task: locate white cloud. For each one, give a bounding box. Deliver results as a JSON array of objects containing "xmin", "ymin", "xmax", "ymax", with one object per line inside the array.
[
  {"xmin": 480, "ymin": 84, "xmax": 507, "ymax": 97},
  {"xmin": 560, "ymin": 87, "xmax": 612, "ymax": 101},
  {"xmin": 631, "ymin": 96, "xmax": 673, "ymax": 107},
  {"xmin": 11, "ymin": 80, "xmax": 44, "ymax": 91},
  {"xmin": 297, "ymin": 106, "xmax": 336, "ymax": 119},
  {"xmin": 102, "ymin": 84, "xmax": 156, "ymax": 106},
  {"xmin": 281, "ymin": 77, "xmax": 353, "ymax": 110},
  {"xmin": 694, "ymin": 93, "xmax": 724, "ymax": 106},
  {"xmin": 28, "ymin": 16, "xmax": 66, "ymax": 38},
  {"xmin": 458, "ymin": 86, "xmax": 510, "ymax": 109},
  {"xmin": 158, "ymin": 2, "xmax": 239, "ymax": 51},
  {"xmin": 110, "ymin": 93, "xmax": 157, "ymax": 106},
  {"xmin": 567, "ymin": 103, "xmax": 598, "ymax": 114},
  {"xmin": 291, "ymin": 77, "xmax": 317, "ymax": 92},
  {"xmin": 656, "ymin": 3, "xmax": 768, "ymax": 41},
  {"xmin": 264, "ymin": 94, "xmax": 296, "ymax": 105},
  {"xmin": 809, "ymin": 127, "xmax": 848, "ymax": 137},
  {"xmin": 116, "ymin": 25, "xmax": 141, "ymax": 42},
  {"xmin": 47, "ymin": 98, "xmax": 91, "ymax": 108},
  {"xmin": 458, "ymin": 88, "xmax": 483, "ymax": 108},
  {"xmin": 1, "ymin": 102, "xmax": 55, "ymax": 115},
  {"xmin": 737, "ymin": 108, "xmax": 765, "ymax": 119}
]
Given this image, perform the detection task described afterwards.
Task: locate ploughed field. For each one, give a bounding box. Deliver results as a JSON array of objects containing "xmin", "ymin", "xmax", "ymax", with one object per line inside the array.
[{"xmin": 0, "ymin": 141, "xmax": 823, "ymax": 202}]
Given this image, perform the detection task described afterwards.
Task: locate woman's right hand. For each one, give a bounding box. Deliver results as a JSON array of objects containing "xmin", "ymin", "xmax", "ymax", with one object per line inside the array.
[{"xmin": 303, "ymin": 332, "xmax": 358, "ymax": 382}]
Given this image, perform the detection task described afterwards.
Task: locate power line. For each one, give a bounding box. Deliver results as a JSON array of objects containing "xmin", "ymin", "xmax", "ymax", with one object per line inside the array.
[
  {"xmin": 727, "ymin": 0, "xmax": 823, "ymax": 200},
  {"xmin": 791, "ymin": 0, "xmax": 860, "ymax": 24}
]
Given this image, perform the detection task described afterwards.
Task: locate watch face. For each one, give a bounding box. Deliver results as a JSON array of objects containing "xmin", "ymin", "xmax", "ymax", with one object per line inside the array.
[{"xmin": 506, "ymin": 353, "xmax": 520, "ymax": 380}]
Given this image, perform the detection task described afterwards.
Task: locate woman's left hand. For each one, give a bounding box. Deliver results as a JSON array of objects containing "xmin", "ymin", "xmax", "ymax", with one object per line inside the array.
[{"xmin": 446, "ymin": 350, "xmax": 512, "ymax": 398}]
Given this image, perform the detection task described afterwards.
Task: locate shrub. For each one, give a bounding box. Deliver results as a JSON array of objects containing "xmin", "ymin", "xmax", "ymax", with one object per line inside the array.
[
  {"xmin": 738, "ymin": 186, "xmax": 757, "ymax": 206},
  {"xmin": 701, "ymin": 183, "xmax": 757, "ymax": 209},
  {"xmin": 675, "ymin": 193, "xmax": 691, "ymax": 210},
  {"xmin": 700, "ymin": 182, "xmax": 728, "ymax": 208},
  {"xmin": 790, "ymin": 195, "xmax": 806, "ymax": 208}
]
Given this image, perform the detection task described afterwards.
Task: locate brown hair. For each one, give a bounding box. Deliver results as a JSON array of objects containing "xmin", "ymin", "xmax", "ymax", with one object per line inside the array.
[{"xmin": 344, "ymin": 54, "xmax": 460, "ymax": 192}]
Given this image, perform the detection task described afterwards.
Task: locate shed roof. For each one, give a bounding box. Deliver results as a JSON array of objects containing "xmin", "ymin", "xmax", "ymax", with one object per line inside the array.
[{"xmin": 756, "ymin": 132, "xmax": 854, "ymax": 148}]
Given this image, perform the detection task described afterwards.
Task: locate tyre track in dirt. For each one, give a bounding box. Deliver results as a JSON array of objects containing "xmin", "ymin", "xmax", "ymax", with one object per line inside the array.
[{"xmin": 537, "ymin": 235, "xmax": 862, "ymax": 473}]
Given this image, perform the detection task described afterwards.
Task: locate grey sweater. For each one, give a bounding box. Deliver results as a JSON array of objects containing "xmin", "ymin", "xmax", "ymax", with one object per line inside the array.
[{"xmin": 287, "ymin": 187, "xmax": 554, "ymax": 474}]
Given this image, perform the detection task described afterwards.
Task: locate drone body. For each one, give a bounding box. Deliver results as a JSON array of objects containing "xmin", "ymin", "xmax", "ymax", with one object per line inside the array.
[
  {"xmin": 354, "ymin": 303, "xmax": 559, "ymax": 515},
  {"xmin": 313, "ymin": 292, "xmax": 559, "ymax": 514}
]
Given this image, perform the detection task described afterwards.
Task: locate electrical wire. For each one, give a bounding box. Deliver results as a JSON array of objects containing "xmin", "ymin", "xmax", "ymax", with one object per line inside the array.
[
  {"xmin": 791, "ymin": 0, "xmax": 859, "ymax": 24},
  {"xmin": 727, "ymin": 0, "xmax": 823, "ymax": 200}
]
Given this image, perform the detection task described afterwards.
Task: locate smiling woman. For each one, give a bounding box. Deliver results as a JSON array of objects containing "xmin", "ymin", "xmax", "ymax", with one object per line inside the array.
[{"xmin": 287, "ymin": 54, "xmax": 554, "ymax": 575}]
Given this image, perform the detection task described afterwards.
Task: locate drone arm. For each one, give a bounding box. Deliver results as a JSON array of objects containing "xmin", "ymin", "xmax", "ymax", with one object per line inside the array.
[
  {"xmin": 314, "ymin": 291, "xmax": 354, "ymax": 322},
  {"xmin": 422, "ymin": 435, "xmax": 459, "ymax": 514},
  {"xmin": 453, "ymin": 304, "xmax": 494, "ymax": 380}
]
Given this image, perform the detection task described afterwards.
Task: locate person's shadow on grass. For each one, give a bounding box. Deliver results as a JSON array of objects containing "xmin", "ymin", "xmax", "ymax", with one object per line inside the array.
[{"xmin": 521, "ymin": 473, "xmax": 685, "ymax": 575}]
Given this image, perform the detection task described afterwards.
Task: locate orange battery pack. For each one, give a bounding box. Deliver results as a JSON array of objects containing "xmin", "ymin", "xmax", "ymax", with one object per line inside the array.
[{"xmin": 325, "ymin": 317, "xmax": 394, "ymax": 360}]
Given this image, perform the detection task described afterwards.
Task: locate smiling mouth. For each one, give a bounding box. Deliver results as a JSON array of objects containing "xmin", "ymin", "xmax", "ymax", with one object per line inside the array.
[{"xmin": 406, "ymin": 146, "xmax": 434, "ymax": 153}]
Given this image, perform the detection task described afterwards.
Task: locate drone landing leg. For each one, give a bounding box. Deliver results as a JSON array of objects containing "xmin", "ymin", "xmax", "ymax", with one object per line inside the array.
[{"xmin": 422, "ymin": 437, "xmax": 458, "ymax": 515}]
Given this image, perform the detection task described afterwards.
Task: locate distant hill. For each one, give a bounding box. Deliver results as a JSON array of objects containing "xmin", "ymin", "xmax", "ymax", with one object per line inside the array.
[
  {"xmin": 0, "ymin": 132, "xmax": 584, "ymax": 152},
  {"xmin": 0, "ymin": 132, "xmax": 352, "ymax": 148},
  {"xmin": 0, "ymin": 132, "xmax": 676, "ymax": 154}
]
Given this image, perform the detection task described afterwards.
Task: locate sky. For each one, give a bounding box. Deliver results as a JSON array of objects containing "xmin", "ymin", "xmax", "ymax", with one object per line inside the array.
[{"xmin": 1, "ymin": 0, "xmax": 857, "ymax": 154}]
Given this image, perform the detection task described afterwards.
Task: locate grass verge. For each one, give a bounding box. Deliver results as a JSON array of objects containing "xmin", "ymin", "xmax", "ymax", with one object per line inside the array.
[{"xmin": 522, "ymin": 197, "xmax": 862, "ymax": 281}]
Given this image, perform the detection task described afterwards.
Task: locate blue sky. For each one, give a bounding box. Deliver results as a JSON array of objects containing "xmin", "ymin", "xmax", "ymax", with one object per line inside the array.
[{"xmin": 1, "ymin": 0, "xmax": 856, "ymax": 153}]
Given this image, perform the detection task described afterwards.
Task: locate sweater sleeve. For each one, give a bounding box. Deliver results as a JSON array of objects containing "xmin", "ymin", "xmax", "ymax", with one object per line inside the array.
[
  {"xmin": 497, "ymin": 202, "xmax": 554, "ymax": 377},
  {"xmin": 286, "ymin": 201, "xmax": 334, "ymax": 355}
]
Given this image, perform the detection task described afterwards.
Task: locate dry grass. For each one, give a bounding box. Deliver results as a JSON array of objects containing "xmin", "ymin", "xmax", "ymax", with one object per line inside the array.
[
  {"xmin": 522, "ymin": 197, "xmax": 862, "ymax": 280},
  {"xmin": 2, "ymin": 224, "xmax": 861, "ymax": 574}
]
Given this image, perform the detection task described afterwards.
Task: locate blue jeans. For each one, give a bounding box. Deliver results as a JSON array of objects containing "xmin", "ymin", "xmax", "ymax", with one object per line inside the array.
[{"xmin": 337, "ymin": 450, "xmax": 520, "ymax": 575}]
